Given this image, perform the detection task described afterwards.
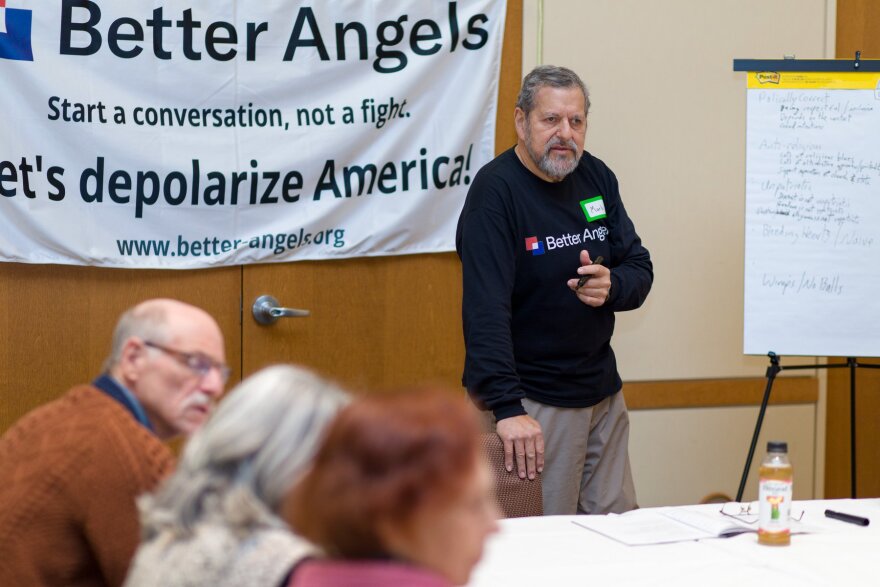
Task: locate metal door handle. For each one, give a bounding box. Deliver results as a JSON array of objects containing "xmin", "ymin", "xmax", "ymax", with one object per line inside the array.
[{"xmin": 252, "ymin": 295, "xmax": 310, "ymax": 325}]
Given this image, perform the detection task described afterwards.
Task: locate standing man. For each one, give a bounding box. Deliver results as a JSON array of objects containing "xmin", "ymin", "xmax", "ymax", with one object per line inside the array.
[
  {"xmin": 456, "ymin": 65, "xmax": 652, "ymax": 515},
  {"xmin": 0, "ymin": 298, "xmax": 228, "ymax": 586}
]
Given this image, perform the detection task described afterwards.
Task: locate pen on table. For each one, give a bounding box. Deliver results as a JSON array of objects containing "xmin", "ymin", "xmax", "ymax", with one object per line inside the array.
[{"xmin": 824, "ymin": 509, "xmax": 870, "ymax": 526}]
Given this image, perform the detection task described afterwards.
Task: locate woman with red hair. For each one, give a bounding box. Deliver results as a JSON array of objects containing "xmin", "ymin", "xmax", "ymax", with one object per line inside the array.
[{"xmin": 285, "ymin": 390, "xmax": 499, "ymax": 587}]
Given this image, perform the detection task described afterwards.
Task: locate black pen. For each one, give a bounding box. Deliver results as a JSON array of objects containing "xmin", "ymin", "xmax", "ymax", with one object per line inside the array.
[
  {"xmin": 824, "ymin": 509, "xmax": 870, "ymax": 526},
  {"xmin": 576, "ymin": 256, "xmax": 604, "ymax": 289}
]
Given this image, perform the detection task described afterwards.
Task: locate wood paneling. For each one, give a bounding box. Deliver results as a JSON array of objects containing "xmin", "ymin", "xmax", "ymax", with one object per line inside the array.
[
  {"xmin": 824, "ymin": 358, "xmax": 880, "ymax": 498},
  {"xmin": 496, "ymin": 0, "xmax": 523, "ymax": 154},
  {"xmin": 836, "ymin": 0, "xmax": 880, "ymax": 58},
  {"xmin": 0, "ymin": 263, "xmax": 241, "ymax": 433},
  {"xmin": 826, "ymin": 0, "xmax": 880, "ymax": 498},
  {"xmin": 624, "ymin": 377, "xmax": 818, "ymax": 410}
]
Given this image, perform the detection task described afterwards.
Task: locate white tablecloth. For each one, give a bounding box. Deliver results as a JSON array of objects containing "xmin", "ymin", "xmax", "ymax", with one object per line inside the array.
[{"xmin": 467, "ymin": 499, "xmax": 880, "ymax": 586}]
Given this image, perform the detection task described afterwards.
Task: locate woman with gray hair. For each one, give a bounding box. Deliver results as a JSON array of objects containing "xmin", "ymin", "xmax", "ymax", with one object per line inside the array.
[{"xmin": 124, "ymin": 364, "xmax": 349, "ymax": 587}]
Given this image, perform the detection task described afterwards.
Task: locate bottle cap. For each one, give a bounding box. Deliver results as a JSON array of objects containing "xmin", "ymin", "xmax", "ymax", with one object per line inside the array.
[{"xmin": 767, "ymin": 440, "xmax": 788, "ymax": 452}]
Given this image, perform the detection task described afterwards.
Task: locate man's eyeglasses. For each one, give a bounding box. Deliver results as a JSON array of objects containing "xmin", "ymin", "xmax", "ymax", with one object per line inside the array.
[
  {"xmin": 144, "ymin": 341, "xmax": 231, "ymax": 383},
  {"xmin": 719, "ymin": 501, "xmax": 805, "ymax": 524}
]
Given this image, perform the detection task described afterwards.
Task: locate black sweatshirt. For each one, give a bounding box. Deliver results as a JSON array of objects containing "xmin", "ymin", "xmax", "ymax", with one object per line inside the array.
[{"xmin": 456, "ymin": 148, "xmax": 653, "ymax": 421}]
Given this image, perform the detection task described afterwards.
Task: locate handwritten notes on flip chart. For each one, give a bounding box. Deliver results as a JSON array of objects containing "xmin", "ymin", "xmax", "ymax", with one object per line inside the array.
[{"xmin": 744, "ymin": 78, "xmax": 880, "ymax": 357}]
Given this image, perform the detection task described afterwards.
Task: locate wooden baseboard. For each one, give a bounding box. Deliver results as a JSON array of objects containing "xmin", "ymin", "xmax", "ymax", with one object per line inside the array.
[{"xmin": 624, "ymin": 377, "xmax": 818, "ymax": 410}]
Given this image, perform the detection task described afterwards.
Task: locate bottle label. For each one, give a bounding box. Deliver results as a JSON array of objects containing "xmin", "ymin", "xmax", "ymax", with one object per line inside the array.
[{"xmin": 758, "ymin": 477, "xmax": 793, "ymax": 534}]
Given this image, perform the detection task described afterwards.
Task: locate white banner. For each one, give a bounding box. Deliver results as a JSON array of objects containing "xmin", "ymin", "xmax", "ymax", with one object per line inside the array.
[{"xmin": 0, "ymin": 0, "xmax": 504, "ymax": 268}]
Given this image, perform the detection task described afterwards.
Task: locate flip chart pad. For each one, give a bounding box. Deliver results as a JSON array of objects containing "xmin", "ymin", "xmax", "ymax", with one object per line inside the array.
[{"xmin": 744, "ymin": 72, "xmax": 880, "ymax": 356}]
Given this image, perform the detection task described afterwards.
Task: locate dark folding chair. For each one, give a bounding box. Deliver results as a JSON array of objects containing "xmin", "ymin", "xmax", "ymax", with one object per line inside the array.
[{"xmin": 480, "ymin": 433, "xmax": 543, "ymax": 518}]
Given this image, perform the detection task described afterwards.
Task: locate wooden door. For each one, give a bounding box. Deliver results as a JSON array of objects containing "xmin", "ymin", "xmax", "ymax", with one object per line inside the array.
[
  {"xmin": 240, "ymin": 1, "xmax": 523, "ymax": 391},
  {"xmin": 0, "ymin": 263, "xmax": 242, "ymax": 433},
  {"xmin": 242, "ymin": 255, "xmax": 463, "ymax": 391}
]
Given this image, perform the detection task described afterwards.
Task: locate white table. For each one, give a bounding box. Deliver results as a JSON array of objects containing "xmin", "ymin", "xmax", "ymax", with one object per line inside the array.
[{"xmin": 468, "ymin": 499, "xmax": 880, "ymax": 586}]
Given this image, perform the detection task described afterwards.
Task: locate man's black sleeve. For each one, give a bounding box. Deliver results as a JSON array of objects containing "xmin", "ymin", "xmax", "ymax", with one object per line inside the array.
[
  {"xmin": 604, "ymin": 171, "xmax": 653, "ymax": 312},
  {"xmin": 457, "ymin": 198, "xmax": 528, "ymax": 421}
]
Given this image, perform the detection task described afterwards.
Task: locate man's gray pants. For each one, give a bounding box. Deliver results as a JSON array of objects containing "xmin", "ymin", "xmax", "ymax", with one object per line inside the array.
[{"xmin": 523, "ymin": 391, "xmax": 637, "ymax": 515}]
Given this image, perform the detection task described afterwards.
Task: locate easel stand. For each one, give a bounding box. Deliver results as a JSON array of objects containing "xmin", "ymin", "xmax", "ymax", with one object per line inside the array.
[{"xmin": 735, "ymin": 352, "xmax": 880, "ymax": 503}]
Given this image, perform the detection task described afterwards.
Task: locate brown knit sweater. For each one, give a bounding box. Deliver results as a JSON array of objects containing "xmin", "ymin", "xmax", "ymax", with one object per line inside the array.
[{"xmin": 0, "ymin": 385, "xmax": 175, "ymax": 587}]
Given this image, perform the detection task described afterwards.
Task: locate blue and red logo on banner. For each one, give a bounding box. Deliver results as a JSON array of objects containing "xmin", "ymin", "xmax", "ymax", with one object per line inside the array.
[{"xmin": 0, "ymin": 0, "xmax": 34, "ymax": 61}]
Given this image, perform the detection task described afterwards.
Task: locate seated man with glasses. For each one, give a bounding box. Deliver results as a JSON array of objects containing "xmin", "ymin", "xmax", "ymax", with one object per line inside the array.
[{"xmin": 0, "ymin": 298, "xmax": 228, "ymax": 587}]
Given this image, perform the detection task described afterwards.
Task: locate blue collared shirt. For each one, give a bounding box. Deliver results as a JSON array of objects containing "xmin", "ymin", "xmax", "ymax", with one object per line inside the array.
[{"xmin": 92, "ymin": 374, "xmax": 155, "ymax": 433}]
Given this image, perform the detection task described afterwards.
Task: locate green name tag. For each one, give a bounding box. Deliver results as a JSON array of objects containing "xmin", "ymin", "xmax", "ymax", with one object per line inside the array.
[{"xmin": 580, "ymin": 196, "xmax": 607, "ymax": 222}]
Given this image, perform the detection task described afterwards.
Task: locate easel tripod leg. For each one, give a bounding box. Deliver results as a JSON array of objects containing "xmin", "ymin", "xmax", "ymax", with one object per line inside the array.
[{"xmin": 736, "ymin": 353, "xmax": 781, "ymax": 503}]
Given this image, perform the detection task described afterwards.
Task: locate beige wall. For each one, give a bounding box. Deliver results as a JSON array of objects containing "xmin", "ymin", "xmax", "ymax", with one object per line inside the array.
[
  {"xmin": 524, "ymin": 0, "xmax": 832, "ymax": 380},
  {"xmin": 522, "ymin": 0, "xmax": 834, "ymax": 504},
  {"xmin": 630, "ymin": 404, "xmax": 816, "ymax": 506}
]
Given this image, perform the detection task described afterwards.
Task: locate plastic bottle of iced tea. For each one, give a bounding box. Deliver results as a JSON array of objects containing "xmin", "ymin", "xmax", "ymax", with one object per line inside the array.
[{"xmin": 758, "ymin": 440, "xmax": 793, "ymax": 546}]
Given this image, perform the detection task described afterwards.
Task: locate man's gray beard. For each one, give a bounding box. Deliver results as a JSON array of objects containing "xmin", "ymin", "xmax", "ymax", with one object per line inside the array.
[{"xmin": 524, "ymin": 132, "xmax": 581, "ymax": 180}]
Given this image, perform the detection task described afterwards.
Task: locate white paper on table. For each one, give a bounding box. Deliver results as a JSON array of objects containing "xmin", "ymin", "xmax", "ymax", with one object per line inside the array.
[{"xmin": 572, "ymin": 508, "xmax": 757, "ymax": 546}]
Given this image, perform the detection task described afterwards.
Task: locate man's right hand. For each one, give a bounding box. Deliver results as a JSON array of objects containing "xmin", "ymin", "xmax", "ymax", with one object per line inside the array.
[{"xmin": 495, "ymin": 415, "xmax": 544, "ymax": 480}]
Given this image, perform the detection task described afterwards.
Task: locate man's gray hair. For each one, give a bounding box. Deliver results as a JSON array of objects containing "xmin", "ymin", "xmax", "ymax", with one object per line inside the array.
[
  {"xmin": 102, "ymin": 304, "xmax": 170, "ymax": 372},
  {"xmin": 516, "ymin": 65, "xmax": 590, "ymax": 116},
  {"xmin": 138, "ymin": 364, "xmax": 350, "ymax": 538}
]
